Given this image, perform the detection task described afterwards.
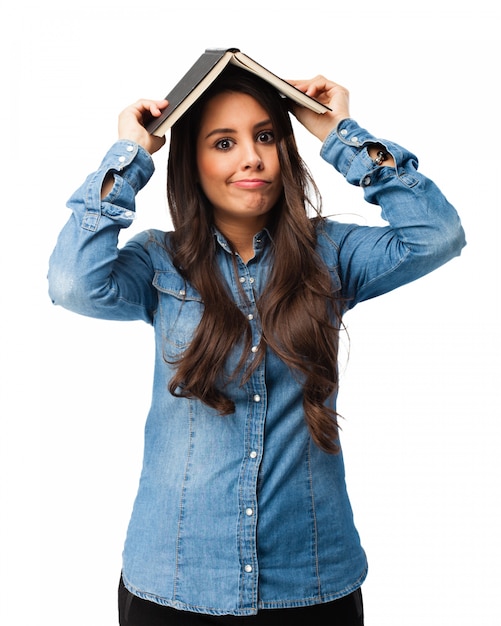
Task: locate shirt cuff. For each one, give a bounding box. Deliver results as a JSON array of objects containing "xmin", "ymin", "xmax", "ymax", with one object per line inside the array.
[
  {"xmin": 99, "ymin": 140, "xmax": 155, "ymax": 193},
  {"xmin": 80, "ymin": 141, "xmax": 155, "ymax": 231},
  {"xmin": 323, "ymin": 118, "xmax": 408, "ymax": 184}
]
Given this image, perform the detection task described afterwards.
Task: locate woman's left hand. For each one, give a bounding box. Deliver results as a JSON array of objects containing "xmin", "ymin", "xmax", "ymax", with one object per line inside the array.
[{"xmin": 288, "ymin": 76, "xmax": 350, "ymax": 141}]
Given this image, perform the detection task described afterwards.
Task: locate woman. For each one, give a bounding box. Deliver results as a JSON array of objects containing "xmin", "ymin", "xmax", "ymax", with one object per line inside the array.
[{"xmin": 48, "ymin": 64, "xmax": 465, "ymax": 625}]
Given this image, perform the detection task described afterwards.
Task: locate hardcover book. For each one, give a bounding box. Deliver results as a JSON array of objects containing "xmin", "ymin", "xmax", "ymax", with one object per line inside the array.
[{"xmin": 146, "ymin": 48, "xmax": 331, "ymax": 137}]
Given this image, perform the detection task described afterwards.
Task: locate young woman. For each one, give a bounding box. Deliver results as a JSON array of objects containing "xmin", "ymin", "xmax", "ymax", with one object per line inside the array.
[{"xmin": 48, "ymin": 64, "xmax": 465, "ymax": 625}]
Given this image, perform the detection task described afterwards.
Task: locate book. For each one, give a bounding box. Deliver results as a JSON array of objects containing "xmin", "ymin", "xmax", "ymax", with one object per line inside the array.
[{"xmin": 146, "ymin": 48, "xmax": 331, "ymax": 137}]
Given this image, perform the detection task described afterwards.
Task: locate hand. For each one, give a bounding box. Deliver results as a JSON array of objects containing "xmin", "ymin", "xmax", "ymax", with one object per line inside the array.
[
  {"xmin": 288, "ymin": 77, "xmax": 350, "ymax": 142},
  {"xmin": 117, "ymin": 99, "xmax": 169, "ymax": 154}
]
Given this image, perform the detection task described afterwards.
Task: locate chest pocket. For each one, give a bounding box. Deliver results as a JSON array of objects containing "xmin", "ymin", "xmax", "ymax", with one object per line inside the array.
[{"xmin": 153, "ymin": 270, "xmax": 204, "ymax": 358}]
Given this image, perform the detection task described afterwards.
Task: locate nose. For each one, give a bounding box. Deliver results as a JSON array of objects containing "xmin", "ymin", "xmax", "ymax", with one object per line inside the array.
[{"xmin": 241, "ymin": 142, "xmax": 263, "ymax": 170}]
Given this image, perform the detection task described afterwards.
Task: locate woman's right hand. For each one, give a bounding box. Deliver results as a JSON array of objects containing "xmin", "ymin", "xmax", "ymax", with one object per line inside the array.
[{"xmin": 117, "ymin": 99, "xmax": 169, "ymax": 154}]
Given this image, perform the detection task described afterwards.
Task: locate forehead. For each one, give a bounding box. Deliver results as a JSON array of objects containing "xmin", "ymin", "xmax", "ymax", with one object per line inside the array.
[{"xmin": 199, "ymin": 91, "xmax": 270, "ymax": 130}]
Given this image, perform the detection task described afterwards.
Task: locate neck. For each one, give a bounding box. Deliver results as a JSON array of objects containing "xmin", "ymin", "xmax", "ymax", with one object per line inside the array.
[{"xmin": 215, "ymin": 217, "xmax": 267, "ymax": 263}]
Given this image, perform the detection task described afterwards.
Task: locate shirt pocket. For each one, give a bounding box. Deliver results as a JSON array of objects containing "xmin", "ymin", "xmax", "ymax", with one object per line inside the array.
[{"xmin": 153, "ymin": 270, "xmax": 204, "ymax": 359}]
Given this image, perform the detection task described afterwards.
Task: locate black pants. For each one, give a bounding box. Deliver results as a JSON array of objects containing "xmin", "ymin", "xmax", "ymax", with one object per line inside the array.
[{"xmin": 118, "ymin": 576, "xmax": 364, "ymax": 626}]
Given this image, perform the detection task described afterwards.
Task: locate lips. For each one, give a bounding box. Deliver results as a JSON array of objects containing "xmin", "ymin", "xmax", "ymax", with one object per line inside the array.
[{"xmin": 231, "ymin": 179, "xmax": 269, "ymax": 189}]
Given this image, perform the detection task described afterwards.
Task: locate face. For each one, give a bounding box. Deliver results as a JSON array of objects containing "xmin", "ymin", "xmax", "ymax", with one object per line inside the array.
[{"xmin": 196, "ymin": 91, "xmax": 283, "ymax": 232}]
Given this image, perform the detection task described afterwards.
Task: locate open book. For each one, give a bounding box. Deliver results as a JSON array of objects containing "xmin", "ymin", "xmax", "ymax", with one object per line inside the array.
[{"xmin": 146, "ymin": 48, "xmax": 331, "ymax": 137}]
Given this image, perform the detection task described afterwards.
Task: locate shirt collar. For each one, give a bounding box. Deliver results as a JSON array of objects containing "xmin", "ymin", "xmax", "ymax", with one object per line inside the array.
[{"xmin": 211, "ymin": 226, "xmax": 273, "ymax": 257}]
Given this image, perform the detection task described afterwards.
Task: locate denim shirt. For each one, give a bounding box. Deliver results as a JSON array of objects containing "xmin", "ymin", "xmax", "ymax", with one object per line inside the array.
[{"xmin": 48, "ymin": 119, "xmax": 465, "ymax": 616}]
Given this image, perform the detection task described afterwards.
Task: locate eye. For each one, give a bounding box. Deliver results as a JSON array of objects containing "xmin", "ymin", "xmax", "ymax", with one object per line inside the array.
[
  {"xmin": 215, "ymin": 138, "xmax": 234, "ymax": 151},
  {"xmin": 256, "ymin": 130, "xmax": 275, "ymax": 144}
]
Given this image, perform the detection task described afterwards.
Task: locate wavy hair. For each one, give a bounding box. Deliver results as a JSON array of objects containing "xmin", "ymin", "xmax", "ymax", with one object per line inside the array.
[{"xmin": 165, "ymin": 65, "xmax": 344, "ymax": 453}]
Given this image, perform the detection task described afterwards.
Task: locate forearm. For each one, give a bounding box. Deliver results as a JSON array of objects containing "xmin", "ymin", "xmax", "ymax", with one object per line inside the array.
[
  {"xmin": 320, "ymin": 119, "xmax": 466, "ymax": 304},
  {"xmin": 48, "ymin": 142, "xmax": 157, "ymax": 322},
  {"xmin": 101, "ymin": 172, "xmax": 115, "ymax": 199},
  {"xmin": 322, "ymin": 118, "xmax": 464, "ymax": 247}
]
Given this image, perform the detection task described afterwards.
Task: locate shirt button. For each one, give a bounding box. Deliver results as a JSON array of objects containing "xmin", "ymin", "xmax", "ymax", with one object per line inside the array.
[
  {"xmin": 251, "ymin": 345, "xmax": 258, "ymax": 353},
  {"xmin": 244, "ymin": 564, "xmax": 253, "ymax": 573},
  {"xmin": 247, "ymin": 314, "xmax": 254, "ymax": 321},
  {"xmin": 362, "ymin": 176, "xmax": 371, "ymax": 186},
  {"xmin": 179, "ymin": 289, "xmax": 186, "ymax": 296},
  {"xmin": 253, "ymin": 394, "xmax": 261, "ymax": 402},
  {"xmin": 351, "ymin": 136, "xmax": 359, "ymax": 144},
  {"xmin": 249, "ymin": 450, "xmax": 257, "ymax": 459},
  {"xmin": 239, "ymin": 277, "xmax": 246, "ymax": 283},
  {"xmin": 245, "ymin": 508, "xmax": 253, "ymax": 516},
  {"xmin": 249, "ymin": 277, "xmax": 255, "ymax": 284},
  {"xmin": 126, "ymin": 145, "xmax": 134, "ymax": 152},
  {"xmin": 124, "ymin": 211, "xmax": 133, "ymax": 218},
  {"xmin": 340, "ymin": 128, "xmax": 348, "ymax": 136},
  {"xmin": 118, "ymin": 156, "xmax": 126, "ymax": 163}
]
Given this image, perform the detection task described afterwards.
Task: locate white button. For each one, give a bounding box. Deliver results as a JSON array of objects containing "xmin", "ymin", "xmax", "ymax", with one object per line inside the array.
[
  {"xmin": 118, "ymin": 156, "xmax": 126, "ymax": 163},
  {"xmin": 245, "ymin": 508, "xmax": 253, "ymax": 516},
  {"xmin": 247, "ymin": 314, "xmax": 254, "ymax": 321},
  {"xmin": 124, "ymin": 211, "xmax": 133, "ymax": 218},
  {"xmin": 340, "ymin": 128, "xmax": 348, "ymax": 136},
  {"xmin": 244, "ymin": 564, "xmax": 253, "ymax": 573},
  {"xmin": 352, "ymin": 136, "xmax": 359, "ymax": 143},
  {"xmin": 362, "ymin": 176, "xmax": 371, "ymax": 186},
  {"xmin": 126, "ymin": 145, "xmax": 134, "ymax": 152},
  {"xmin": 179, "ymin": 289, "xmax": 186, "ymax": 296},
  {"xmin": 249, "ymin": 450, "xmax": 257, "ymax": 459},
  {"xmin": 251, "ymin": 345, "xmax": 258, "ymax": 353},
  {"xmin": 249, "ymin": 277, "xmax": 255, "ymax": 284},
  {"xmin": 253, "ymin": 394, "xmax": 261, "ymax": 402},
  {"xmin": 239, "ymin": 277, "xmax": 246, "ymax": 283}
]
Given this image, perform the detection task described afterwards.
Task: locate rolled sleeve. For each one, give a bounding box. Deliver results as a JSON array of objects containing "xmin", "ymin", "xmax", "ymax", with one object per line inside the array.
[
  {"xmin": 75, "ymin": 141, "xmax": 155, "ymax": 232},
  {"xmin": 319, "ymin": 119, "xmax": 466, "ymax": 306},
  {"xmin": 320, "ymin": 118, "xmax": 414, "ymax": 191},
  {"xmin": 48, "ymin": 142, "xmax": 157, "ymax": 322}
]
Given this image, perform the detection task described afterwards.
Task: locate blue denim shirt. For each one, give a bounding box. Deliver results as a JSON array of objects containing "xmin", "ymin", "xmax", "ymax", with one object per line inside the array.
[{"xmin": 48, "ymin": 119, "xmax": 465, "ymax": 616}]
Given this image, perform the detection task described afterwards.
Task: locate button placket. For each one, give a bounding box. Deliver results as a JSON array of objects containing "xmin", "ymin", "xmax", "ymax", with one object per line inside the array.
[
  {"xmin": 227, "ymin": 252, "xmax": 266, "ymax": 607},
  {"xmin": 238, "ymin": 342, "xmax": 266, "ymax": 608},
  {"xmin": 236, "ymin": 266, "xmax": 261, "ymax": 361}
]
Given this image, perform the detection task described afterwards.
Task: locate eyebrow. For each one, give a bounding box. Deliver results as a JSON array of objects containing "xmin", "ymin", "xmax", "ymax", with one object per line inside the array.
[{"xmin": 204, "ymin": 119, "xmax": 272, "ymax": 140}]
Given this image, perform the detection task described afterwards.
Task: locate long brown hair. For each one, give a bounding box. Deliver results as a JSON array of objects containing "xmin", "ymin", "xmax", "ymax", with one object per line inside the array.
[{"xmin": 166, "ymin": 65, "xmax": 344, "ymax": 453}]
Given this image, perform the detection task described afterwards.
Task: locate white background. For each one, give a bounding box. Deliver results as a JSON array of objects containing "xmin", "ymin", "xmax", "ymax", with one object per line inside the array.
[{"xmin": 2, "ymin": 1, "xmax": 500, "ymax": 624}]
